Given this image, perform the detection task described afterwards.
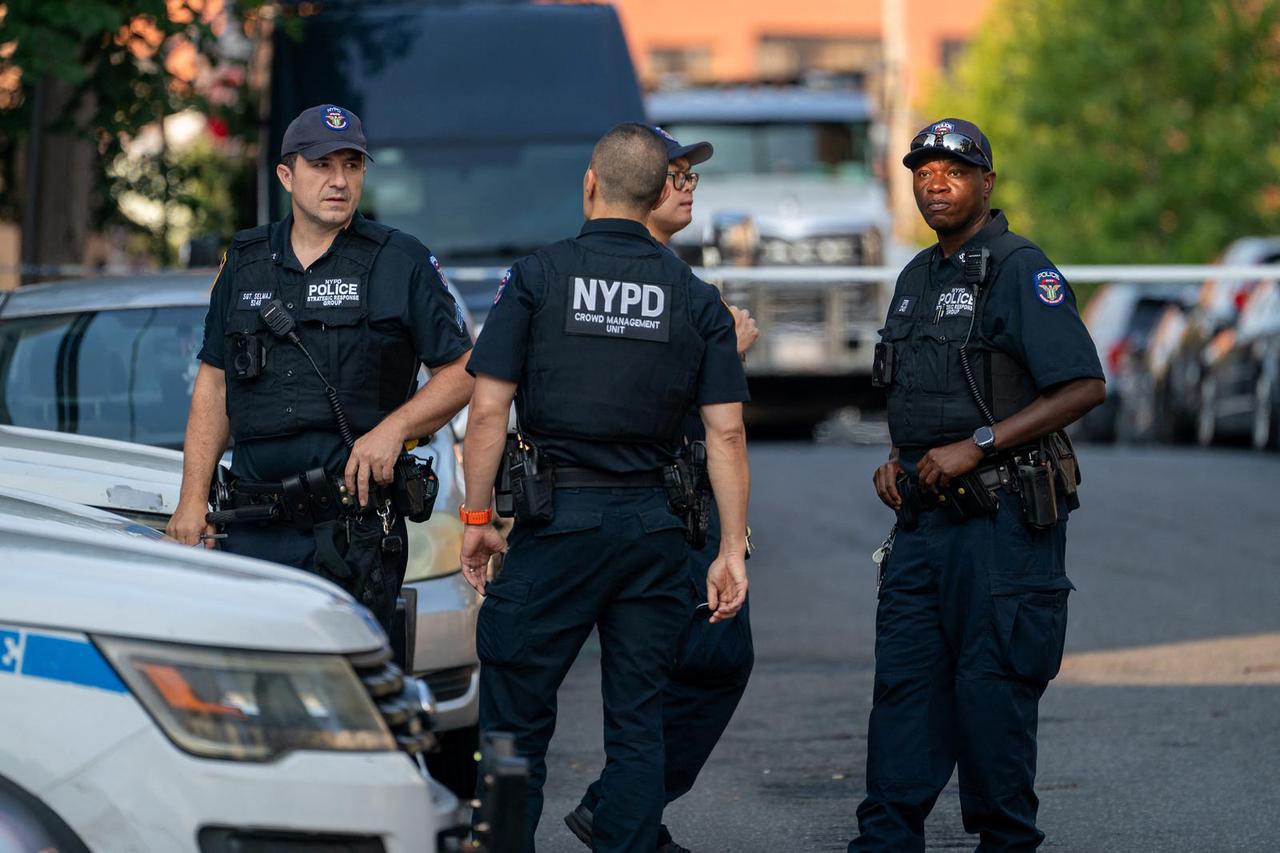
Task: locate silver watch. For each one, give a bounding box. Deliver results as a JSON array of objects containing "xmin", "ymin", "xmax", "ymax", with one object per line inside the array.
[{"xmin": 973, "ymin": 426, "xmax": 997, "ymax": 457}]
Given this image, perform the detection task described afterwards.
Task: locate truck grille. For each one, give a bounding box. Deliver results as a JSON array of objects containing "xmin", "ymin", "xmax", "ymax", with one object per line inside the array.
[
  {"xmin": 423, "ymin": 665, "xmax": 475, "ymax": 703},
  {"xmin": 348, "ymin": 646, "xmax": 436, "ymax": 757},
  {"xmin": 759, "ymin": 235, "xmax": 864, "ymax": 266}
]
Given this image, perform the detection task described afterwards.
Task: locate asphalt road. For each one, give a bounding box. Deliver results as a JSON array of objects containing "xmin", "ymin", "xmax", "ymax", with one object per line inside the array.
[{"xmin": 528, "ymin": 442, "xmax": 1280, "ymax": 852}]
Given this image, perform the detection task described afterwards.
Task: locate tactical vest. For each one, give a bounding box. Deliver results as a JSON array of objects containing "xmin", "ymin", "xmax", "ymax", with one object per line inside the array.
[
  {"xmin": 881, "ymin": 231, "xmax": 1041, "ymax": 448},
  {"xmin": 222, "ymin": 218, "xmax": 412, "ymax": 442},
  {"xmin": 517, "ymin": 239, "xmax": 705, "ymax": 447}
]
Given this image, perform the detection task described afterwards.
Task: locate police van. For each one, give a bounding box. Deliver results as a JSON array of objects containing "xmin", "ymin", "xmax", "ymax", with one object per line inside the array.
[
  {"xmin": 267, "ymin": 1, "xmax": 647, "ymax": 324},
  {"xmin": 0, "ymin": 491, "xmax": 472, "ymax": 852}
]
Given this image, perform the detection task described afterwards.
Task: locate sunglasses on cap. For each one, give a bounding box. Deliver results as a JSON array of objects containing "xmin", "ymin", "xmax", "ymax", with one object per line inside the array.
[{"xmin": 909, "ymin": 131, "xmax": 990, "ymax": 168}]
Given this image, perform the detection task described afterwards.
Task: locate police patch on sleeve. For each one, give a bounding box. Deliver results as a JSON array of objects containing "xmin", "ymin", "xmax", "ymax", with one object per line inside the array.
[
  {"xmin": 564, "ymin": 275, "xmax": 671, "ymax": 342},
  {"xmin": 429, "ymin": 254, "xmax": 451, "ymax": 291},
  {"xmin": 237, "ymin": 290, "xmax": 274, "ymax": 310},
  {"xmin": 493, "ymin": 268, "xmax": 511, "ymax": 304},
  {"xmin": 306, "ymin": 277, "xmax": 361, "ymax": 308},
  {"xmin": 1034, "ymin": 269, "xmax": 1066, "ymax": 306}
]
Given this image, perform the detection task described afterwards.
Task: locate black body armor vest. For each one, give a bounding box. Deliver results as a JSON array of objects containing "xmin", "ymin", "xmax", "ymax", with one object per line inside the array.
[
  {"xmin": 222, "ymin": 218, "xmax": 411, "ymax": 442},
  {"xmin": 882, "ymin": 232, "xmax": 1041, "ymax": 448},
  {"xmin": 517, "ymin": 240, "xmax": 705, "ymax": 447}
]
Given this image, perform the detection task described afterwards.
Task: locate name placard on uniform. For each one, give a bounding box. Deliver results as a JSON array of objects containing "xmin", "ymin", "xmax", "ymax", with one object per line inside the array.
[
  {"xmin": 237, "ymin": 290, "xmax": 274, "ymax": 310},
  {"xmin": 564, "ymin": 276, "xmax": 671, "ymax": 342},
  {"xmin": 306, "ymin": 277, "xmax": 362, "ymax": 309}
]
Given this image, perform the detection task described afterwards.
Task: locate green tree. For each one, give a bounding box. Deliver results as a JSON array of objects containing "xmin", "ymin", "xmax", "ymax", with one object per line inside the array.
[
  {"xmin": 0, "ymin": 0, "xmax": 268, "ymax": 266},
  {"xmin": 927, "ymin": 0, "xmax": 1280, "ymax": 263}
]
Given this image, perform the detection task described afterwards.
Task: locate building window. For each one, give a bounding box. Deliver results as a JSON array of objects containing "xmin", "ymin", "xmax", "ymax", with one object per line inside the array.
[
  {"xmin": 940, "ymin": 39, "xmax": 970, "ymax": 74},
  {"xmin": 757, "ymin": 36, "xmax": 880, "ymax": 82},
  {"xmin": 649, "ymin": 47, "xmax": 712, "ymax": 84}
]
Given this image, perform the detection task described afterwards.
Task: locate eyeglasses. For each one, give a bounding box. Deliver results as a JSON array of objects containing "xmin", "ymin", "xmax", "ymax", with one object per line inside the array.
[
  {"xmin": 909, "ymin": 131, "xmax": 990, "ymax": 168},
  {"xmin": 667, "ymin": 170, "xmax": 699, "ymax": 190}
]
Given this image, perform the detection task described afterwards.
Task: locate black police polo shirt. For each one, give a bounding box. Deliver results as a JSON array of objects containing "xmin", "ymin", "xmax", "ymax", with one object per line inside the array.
[
  {"xmin": 199, "ymin": 213, "xmax": 472, "ymax": 481},
  {"xmin": 467, "ymin": 218, "xmax": 749, "ymax": 472},
  {"xmin": 898, "ymin": 210, "xmax": 1103, "ymax": 399}
]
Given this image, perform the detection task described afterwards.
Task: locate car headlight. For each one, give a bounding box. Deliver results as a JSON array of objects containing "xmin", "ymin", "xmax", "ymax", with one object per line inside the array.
[{"xmin": 95, "ymin": 637, "xmax": 395, "ymax": 761}]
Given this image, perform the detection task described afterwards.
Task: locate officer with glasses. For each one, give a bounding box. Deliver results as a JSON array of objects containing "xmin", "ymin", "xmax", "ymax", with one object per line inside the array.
[
  {"xmin": 563, "ymin": 126, "xmax": 759, "ymax": 853},
  {"xmin": 848, "ymin": 118, "xmax": 1105, "ymax": 852}
]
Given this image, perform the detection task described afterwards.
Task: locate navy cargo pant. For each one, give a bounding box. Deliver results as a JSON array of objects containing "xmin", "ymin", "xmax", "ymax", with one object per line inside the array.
[
  {"xmin": 849, "ymin": 481, "xmax": 1073, "ymax": 853},
  {"xmin": 579, "ymin": 505, "xmax": 754, "ymax": 839},
  {"xmin": 221, "ymin": 513, "xmax": 409, "ymax": 633},
  {"xmin": 477, "ymin": 487, "xmax": 693, "ymax": 853}
]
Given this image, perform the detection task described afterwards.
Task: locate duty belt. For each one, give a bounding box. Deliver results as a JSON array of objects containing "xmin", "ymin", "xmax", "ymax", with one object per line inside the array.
[
  {"xmin": 553, "ymin": 467, "xmax": 666, "ymax": 489},
  {"xmin": 207, "ymin": 469, "xmax": 372, "ymax": 530}
]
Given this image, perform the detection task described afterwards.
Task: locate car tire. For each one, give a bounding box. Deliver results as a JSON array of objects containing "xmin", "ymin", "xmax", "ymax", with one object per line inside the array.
[
  {"xmin": 426, "ymin": 723, "xmax": 480, "ymax": 799},
  {"xmin": 1196, "ymin": 377, "xmax": 1218, "ymax": 447},
  {"xmin": 0, "ymin": 775, "xmax": 92, "ymax": 853},
  {"xmin": 1251, "ymin": 368, "xmax": 1280, "ymax": 451}
]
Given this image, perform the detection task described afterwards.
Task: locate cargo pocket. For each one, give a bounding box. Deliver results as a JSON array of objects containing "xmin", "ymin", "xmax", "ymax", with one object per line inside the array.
[
  {"xmin": 639, "ymin": 507, "xmax": 685, "ymax": 535},
  {"xmin": 990, "ymin": 575, "xmax": 1074, "ymax": 684},
  {"xmin": 476, "ymin": 576, "xmax": 532, "ymax": 666},
  {"xmin": 532, "ymin": 510, "xmax": 603, "ymax": 538}
]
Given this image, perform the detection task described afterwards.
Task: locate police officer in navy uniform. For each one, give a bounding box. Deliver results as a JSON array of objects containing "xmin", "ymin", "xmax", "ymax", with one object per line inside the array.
[
  {"xmin": 459, "ymin": 122, "xmax": 752, "ymax": 853},
  {"xmin": 565, "ymin": 127, "xmax": 759, "ymax": 853},
  {"xmin": 848, "ymin": 118, "xmax": 1105, "ymax": 852},
  {"xmin": 168, "ymin": 104, "xmax": 474, "ymax": 632}
]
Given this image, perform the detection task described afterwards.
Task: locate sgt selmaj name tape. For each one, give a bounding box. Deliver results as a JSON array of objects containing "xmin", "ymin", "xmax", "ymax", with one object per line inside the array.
[
  {"xmin": 564, "ymin": 276, "xmax": 671, "ymax": 342},
  {"xmin": 306, "ymin": 278, "xmax": 361, "ymax": 309},
  {"xmin": 237, "ymin": 290, "xmax": 274, "ymax": 310}
]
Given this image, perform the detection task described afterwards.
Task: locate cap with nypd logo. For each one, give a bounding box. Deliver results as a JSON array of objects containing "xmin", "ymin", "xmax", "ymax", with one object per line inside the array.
[
  {"xmin": 281, "ymin": 104, "xmax": 374, "ymax": 163},
  {"xmin": 902, "ymin": 117, "xmax": 992, "ymax": 171},
  {"xmin": 651, "ymin": 126, "xmax": 714, "ymax": 165}
]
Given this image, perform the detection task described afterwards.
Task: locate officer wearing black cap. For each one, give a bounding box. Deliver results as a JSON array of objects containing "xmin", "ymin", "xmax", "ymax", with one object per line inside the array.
[
  {"xmin": 168, "ymin": 103, "xmax": 474, "ymax": 633},
  {"xmin": 564, "ymin": 126, "xmax": 759, "ymax": 853},
  {"xmin": 848, "ymin": 118, "xmax": 1105, "ymax": 852},
  {"xmin": 459, "ymin": 122, "xmax": 751, "ymax": 853}
]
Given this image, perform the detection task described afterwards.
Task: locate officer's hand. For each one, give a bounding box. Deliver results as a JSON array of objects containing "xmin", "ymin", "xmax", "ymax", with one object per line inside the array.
[
  {"xmin": 345, "ymin": 422, "xmax": 406, "ymax": 508},
  {"xmin": 729, "ymin": 306, "xmax": 760, "ymax": 357},
  {"xmin": 873, "ymin": 459, "xmax": 904, "ymax": 509},
  {"xmin": 706, "ymin": 552, "xmax": 748, "ymax": 623},
  {"xmin": 461, "ymin": 525, "xmax": 505, "ymax": 595},
  {"xmin": 917, "ymin": 439, "xmax": 983, "ymax": 493},
  {"xmin": 166, "ymin": 499, "xmax": 216, "ymax": 549}
]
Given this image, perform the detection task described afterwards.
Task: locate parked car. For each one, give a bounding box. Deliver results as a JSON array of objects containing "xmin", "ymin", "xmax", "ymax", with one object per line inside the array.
[
  {"xmin": 647, "ymin": 83, "xmax": 892, "ymax": 429},
  {"xmin": 1080, "ymin": 282, "xmax": 1192, "ymax": 442},
  {"xmin": 0, "ymin": 272, "xmax": 481, "ymax": 796},
  {"xmin": 0, "ymin": 508, "xmax": 467, "ymax": 852},
  {"xmin": 1159, "ymin": 237, "xmax": 1280, "ymax": 442},
  {"xmin": 269, "ymin": 1, "xmax": 646, "ymax": 324},
  {"xmin": 1197, "ymin": 279, "xmax": 1280, "ymax": 449}
]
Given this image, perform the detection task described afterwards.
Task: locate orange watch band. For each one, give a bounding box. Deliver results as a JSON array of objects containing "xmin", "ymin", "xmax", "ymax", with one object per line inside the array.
[{"xmin": 459, "ymin": 505, "xmax": 493, "ymax": 526}]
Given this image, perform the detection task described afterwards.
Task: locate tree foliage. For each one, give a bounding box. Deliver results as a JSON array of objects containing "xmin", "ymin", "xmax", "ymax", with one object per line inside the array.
[
  {"xmin": 0, "ymin": 0, "xmax": 269, "ymax": 260},
  {"xmin": 926, "ymin": 0, "xmax": 1280, "ymax": 263}
]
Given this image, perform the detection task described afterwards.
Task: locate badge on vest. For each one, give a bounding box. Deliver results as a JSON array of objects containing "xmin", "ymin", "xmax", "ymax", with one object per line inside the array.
[
  {"xmin": 306, "ymin": 277, "xmax": 361, "ymax": 309},
  {"xmin": 564, "ymin": 276, "xmax": 671, "ymax": 342},
  {"xmin": 935, "ymin": 287, "xmax": 975, "ymax": 318},
  {"xmin": 237, "ymin": 290, "xmax": 274, "ymax": 310},
  {"xmin": 893, "ymin": 296, "xmax": 915, "ymax": 315}
]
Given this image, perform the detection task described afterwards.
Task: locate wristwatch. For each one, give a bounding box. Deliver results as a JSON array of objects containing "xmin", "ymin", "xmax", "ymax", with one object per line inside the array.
[
  {"xmin": 459, "ymin": 505, "xmax": 493, "ymax": 526},
  {"xmin": 972, "ymin": 426, "xmax": 997, "ymax": 458}
]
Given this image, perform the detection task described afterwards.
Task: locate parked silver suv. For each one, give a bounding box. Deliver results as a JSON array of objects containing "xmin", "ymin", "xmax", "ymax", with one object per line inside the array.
[{"xmin": 0, "ymin": 271, "xmax": 481, "ymax": 795}]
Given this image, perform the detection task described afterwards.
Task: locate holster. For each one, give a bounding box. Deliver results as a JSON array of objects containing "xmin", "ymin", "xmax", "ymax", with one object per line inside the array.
[
  {"xmin": 314, "ymin": 516, "xmax": 388, "ymax": 616},
  {"xmin": 665, "ymin": 441, "xmax": 711, "ymax": 549},
  {"xmin": 390, "ymin": 453, "xmax": 438, "ymax": 523},
  {"xmin": 507, "ymin": 434, "xmax": 554, "ymax": 525}
]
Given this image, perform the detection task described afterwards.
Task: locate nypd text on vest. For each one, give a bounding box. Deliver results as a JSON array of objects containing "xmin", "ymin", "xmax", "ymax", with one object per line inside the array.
[{"xmin": 565, "ymin": 276, "xmax": 672, "ymax": 342}]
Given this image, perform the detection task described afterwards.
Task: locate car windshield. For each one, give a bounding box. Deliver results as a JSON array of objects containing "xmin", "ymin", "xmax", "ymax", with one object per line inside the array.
[
  {"xmin": 0, "ymin": 307, "xmax": 204, "ymax": 449},
  {"xmin": 659, "ymin": 122, "xmax": 870, "ymax": 178},
  {"xmin": 361, "ymin": 141, "xmax": 594, "ymax": 255}
]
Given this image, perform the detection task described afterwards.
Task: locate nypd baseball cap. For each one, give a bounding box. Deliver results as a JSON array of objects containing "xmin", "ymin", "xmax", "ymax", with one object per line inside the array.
[
  {"xmin": 651, "ymin": 125, "xmax": 714, "ymax": 166},
  {"xmin": 280, "ymin": 104, "xmax": 374, "ymax": 162},
  {"xmin": 902, "ymin": 118, "xmax": 992, "ymax": 171}
]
